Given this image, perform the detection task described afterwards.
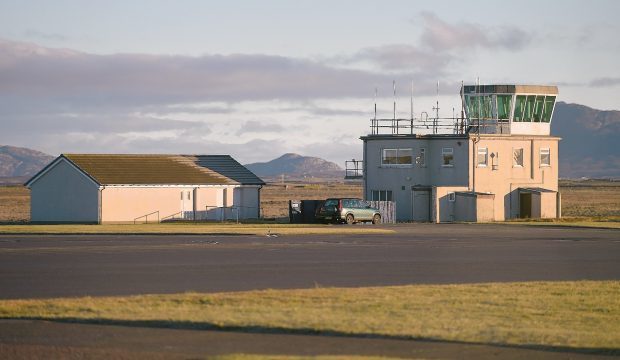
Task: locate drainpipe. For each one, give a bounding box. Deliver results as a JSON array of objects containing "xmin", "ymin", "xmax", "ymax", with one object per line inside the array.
[
  {"xmin": 98, "ymin": 186, "xmax": 105, "ymax": 224},
  {"xmin": 258, "ymin": 185, "xmax": 263, "ymax": 218},
  {"xmin": 471, "ymin": 136, "xmax": 479, "ymax": 193}
]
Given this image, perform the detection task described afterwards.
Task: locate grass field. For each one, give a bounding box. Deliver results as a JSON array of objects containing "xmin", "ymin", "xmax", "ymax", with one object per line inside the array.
[
  {"xmin": 0, "ymin": 185, "xmax": 28, "ymax": 222},
  {"xmin": 0, "ymin": 223, "xmax": 393, "ymax": 235},
  {"xmin": 1, "ymin": 281, "xmax": 618, "ymax": 353}
]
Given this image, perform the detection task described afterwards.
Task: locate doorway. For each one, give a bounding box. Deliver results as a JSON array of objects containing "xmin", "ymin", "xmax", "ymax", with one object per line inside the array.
[
  {"xmin": 519, "ymin": 192, "xmax": 532, "ymax": 218},
  {"xmin": 412, "ymin": 190, "xmax": 431, "ymax": 222}
]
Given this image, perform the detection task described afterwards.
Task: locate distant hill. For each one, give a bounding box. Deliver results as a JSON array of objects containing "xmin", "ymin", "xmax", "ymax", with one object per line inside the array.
[
  {"xmin": 552, "ymin": 102, "xmax": 620, "ymax": 178},
  {"xmin": 245, "ymin": 153, "xmax": 344, "ymax": 179},
  {"xmin": 0, "ymin": 145, "xmax": 54, "ymax": 179}
]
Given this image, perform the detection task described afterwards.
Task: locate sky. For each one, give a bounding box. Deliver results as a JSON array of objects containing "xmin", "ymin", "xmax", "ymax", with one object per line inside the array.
[{"xmin": 0, "ymin": 0, "xmax": 619, "ymax": 165}]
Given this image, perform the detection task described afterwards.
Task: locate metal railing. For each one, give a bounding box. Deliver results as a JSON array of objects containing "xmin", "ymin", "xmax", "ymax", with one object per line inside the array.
[
  {"xmin": 157, "ymin": 206, "xmax": 265, "ymax": 223},
  {"xmin": 161, "ymin": 211, "xmax": 183, "ymax": 222},
  {"xmin": 345, "ymin": 159, "xmax": 363, "ymax": 179},
  {"xmin": 133, "ymin": 210, "xmax": 160, "ymax": 224},
  {"xmin": 370, "ymin": 116, "xmax": 467, "ymax": 136}
]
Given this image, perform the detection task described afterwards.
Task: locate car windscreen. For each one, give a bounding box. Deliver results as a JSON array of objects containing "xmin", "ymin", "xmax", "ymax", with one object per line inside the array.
[{"xmin": 324, "ymin": 199, "xmax": 338, "ymax": 207}]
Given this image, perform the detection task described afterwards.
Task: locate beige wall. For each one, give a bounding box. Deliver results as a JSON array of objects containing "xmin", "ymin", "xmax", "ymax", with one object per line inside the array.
[
  {"xmin": 101, "ymin": 185, "xmax": 261, "ymax": 223},
  {"xmin": 540, "ymin": 191, "xmax": 558, "ymax": 218},
  {"xmin": 102, "ymin": 187, "xmax": 192, "ymax": 223},
  {"xmin": 29, "ymin": 159, "xmax": 100, "ymax": 223},
  {"xmin": 476, "ymin": 194, "xmax": 495, "ymax": 222},
  {"xmin": 471, "ymin": 136, "xmax": 559, "ymax": 220}
]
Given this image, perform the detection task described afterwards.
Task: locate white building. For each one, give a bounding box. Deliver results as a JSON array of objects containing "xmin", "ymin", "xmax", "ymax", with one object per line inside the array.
[
  {"xmin": 348, "ymin": 84, "xmax": 561, "ymax": 222},
  {"xmin": 26, "ymin": 154, "xmax": 264, "ymax": 223}
]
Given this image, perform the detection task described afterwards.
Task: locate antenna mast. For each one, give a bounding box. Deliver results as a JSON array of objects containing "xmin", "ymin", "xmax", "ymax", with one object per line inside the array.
[
  {"xmin": 432, "ymin": 81, "xmax": 440, "ymax": 134},
  {"xmin": 373, "ymin": 87, "xmax": 377, "ymax": 135},
  {"xmin": 410, "ymin": 80, "xmax": 414, "ymax": 135},
  {"xmin": 392, "ymin": 80, "xmax": 397, "ymax": 135}
]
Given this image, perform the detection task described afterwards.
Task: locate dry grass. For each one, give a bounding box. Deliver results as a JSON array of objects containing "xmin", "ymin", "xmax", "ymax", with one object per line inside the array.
[
  {"xmin": 0, "ymin": 223, "xmax": 393, "ymax": 236},
  {"xmin": 212, "ymin": 356, "xmax": 401, "ymax": 360},
  {"xmin": 1, "ymin": 281, "xmax": 618, "ymax": 352},
  {"xmin": 559, "ymin": 179, "xmax": 620, "ymax": 217},
  {"xmin": 0, "ymin": 186, "xmax": 29, "ymax": 222},
  {"xmin": 261, "ymin": 182, "xmax": 362, "ymax": 218}
]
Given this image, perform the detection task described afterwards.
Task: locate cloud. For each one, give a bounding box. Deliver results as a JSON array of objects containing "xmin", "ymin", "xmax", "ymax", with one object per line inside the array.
[
  {"xmin": 419, "ymin": 12, "xmax": 531, "ymax": 52},
  {"xmin": 235, "ymin": 120, "xmax": 284, "ymax": 136},
  {"xmin": 589, "ymin": 77, "xmax": 620, "ymax": 87},
  {"xmin": 346, "ymin": 44, "xmax": 451, "ymax": 71},
  {"xmin": 23, "ymin": 29, "xmax": 67, "ymax": 42},
  {"xmin": 0, "ymin": 38, "xmax": 407, "ymax": 110}
]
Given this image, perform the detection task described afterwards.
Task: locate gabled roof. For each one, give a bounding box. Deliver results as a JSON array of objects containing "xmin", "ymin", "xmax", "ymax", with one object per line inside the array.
[
  {"xmin": 191, "ymin": 155, "xmax": 264, "ymax": 185},
  {"xmin": 26, "ymin": 154, "xmax": 265, "ymax": 187}
]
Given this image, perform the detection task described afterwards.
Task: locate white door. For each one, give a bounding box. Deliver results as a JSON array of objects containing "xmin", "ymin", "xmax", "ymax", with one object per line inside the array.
[{"xmin": 180, "ymin": 190, "xmax": 192, "ymax": 218}]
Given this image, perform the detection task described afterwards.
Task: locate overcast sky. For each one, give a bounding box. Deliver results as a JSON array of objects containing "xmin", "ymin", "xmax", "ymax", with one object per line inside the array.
[{"xmin": 0, "ymin": 0, "xmax": 618, "ymax": 165}]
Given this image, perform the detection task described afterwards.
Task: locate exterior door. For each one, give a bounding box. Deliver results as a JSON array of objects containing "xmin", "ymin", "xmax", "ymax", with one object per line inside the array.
[
  {"xmin": 520, "ymin": 193, "xmax": 532, "ymax": 218},
  {"xmin": 413, "ymin": 190, "xmax": 430, "ymax": 222},
  {"xmin": 181, "ymin": 190, "xmax": 192, "ymax": 218}
]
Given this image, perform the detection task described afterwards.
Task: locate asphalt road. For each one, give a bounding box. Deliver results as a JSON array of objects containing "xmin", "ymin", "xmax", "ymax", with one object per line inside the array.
[
  {"xmin": 1, "ymin": 224, "xmax": 619, "ymax": 359},
  {"xmin": 0, "ymin": 224, "xmax": 619, "ymax": 299}
]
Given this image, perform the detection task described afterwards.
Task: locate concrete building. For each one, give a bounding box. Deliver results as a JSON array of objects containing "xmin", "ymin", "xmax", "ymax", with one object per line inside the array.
[
  {"xmin": 348, "ymin": 84, "xmax": 560, "ymax": 222},
  {"xmin": 26, "ymin": 154, "xmax": 265, "ymax": 223}
]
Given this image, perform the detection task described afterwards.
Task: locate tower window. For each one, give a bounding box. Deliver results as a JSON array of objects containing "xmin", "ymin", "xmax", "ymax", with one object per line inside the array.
[
  {"xmin": 477, "ymin": 148, "xmax": 488, "ymax": 167},
  {"xmin": 540, "ymin": 148, "xmax": 550, "ymax": 167},
  {"xmin": 513, "ymin": 148, "xmax": 524, "ymax": 167},
  {"xmin": 442, "ymin": 148, "xmax": 454, "ymax": 167}
]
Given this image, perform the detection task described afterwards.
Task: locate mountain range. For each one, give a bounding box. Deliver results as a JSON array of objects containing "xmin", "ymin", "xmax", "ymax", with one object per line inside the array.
[
  {"xmin": 244, "ymin": 153, "xmax": 343, "ymax": 179},
  {"xmin": 552, "ymin": 102, "xmax": 619, "ymax": 178},
  {"xmin": 0, "ymin": 145, "xmax": 54, "ymax": 183},
  {"xmin": 0, "ymin": 102, "xmax": 618, "ymax": 180}
]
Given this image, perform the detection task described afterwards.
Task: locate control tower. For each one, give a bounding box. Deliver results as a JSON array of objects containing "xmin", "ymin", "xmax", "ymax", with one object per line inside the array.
[{"xmin": 353, "ymin": 83, "xmax": 561, "ymax": 223}]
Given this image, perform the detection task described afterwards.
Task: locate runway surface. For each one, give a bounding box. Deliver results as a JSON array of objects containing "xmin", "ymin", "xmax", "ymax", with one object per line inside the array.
[
  {"xmin": 1, "ymin": 224, "xmax": 618, "ymax": 358},
  {"xmin": 0, "ymin": 224, "xmax": 619, "ymax": 299}
]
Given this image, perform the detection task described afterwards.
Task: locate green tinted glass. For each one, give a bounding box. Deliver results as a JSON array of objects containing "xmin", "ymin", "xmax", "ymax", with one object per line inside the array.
[
  {"xmin": 497, "ymin": 95, "xmax": 512, "ymax": 120},
  {"xmin": 524, "ymin": 96, "xmax": 535, "ymax": 122},
  {"xmin": 533, "ymin": 96, "xmax": 545, "ymax": 122},
  {"xmin": 483, "ymin": 96, "xmax": 493, "ymax": 119},
  {"xmin": 514, "ymin": 95, "xmax": 526, "ymax": 122},
  {"xmin": 543, "ymin": 96, "xmax": 555, "ymax": 123}
]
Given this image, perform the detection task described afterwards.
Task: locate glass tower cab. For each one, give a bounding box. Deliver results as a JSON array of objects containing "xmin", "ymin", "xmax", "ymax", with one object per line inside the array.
[{"xmin": 461, "ymin": 84, "xmax": 558, "ymax": 136}]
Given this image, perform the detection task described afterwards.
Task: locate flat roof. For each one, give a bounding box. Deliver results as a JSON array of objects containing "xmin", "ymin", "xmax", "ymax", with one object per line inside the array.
[{"xmin": 462, "ymin": 84, "xmax": 558, "ymax": 95}]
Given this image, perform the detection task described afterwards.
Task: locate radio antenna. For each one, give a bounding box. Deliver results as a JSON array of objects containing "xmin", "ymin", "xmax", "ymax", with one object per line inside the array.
[{"xmin": 410, "ymin": 80, "xmax": 414, "ymax": 135}]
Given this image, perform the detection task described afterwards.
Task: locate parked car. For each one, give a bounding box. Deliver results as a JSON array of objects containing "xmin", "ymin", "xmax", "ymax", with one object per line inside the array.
[{"xmin": 316, "ymin": 198, "xmax": 381, "ymax": 224}]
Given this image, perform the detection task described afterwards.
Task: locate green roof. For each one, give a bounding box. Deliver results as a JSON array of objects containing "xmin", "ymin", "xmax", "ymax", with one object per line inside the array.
[{"xmin": 60, "ymin": 154, "xmax": 264, "ymax": 185}]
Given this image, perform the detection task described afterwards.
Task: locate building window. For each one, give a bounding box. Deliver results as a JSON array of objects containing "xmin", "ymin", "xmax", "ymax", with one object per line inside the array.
[
  {"xmin": 477, "ymin": 148, "xmax": 488, "ymax": 167},
  {"xmin": 442, "ymin": 148, "xmax": 454, "ymax": 167},
  {"xmin": 371, "ymin": 190, "xmax": 393, "ymax": 201},
  {"xmin": 382, "ymin": 148, "xmax": 413, "ymax": 166},
  {"xmin": 513, "ymin": 148, "xmax": 524, "ymax": 167},
  {"xmin": 448, "ymin": 192, "xmax": 456, "ymax": 202},
  {"xmin": 418, "ymin": 148, "xmax": 426, "ymax": 166},
  {"xmin": 540, "ymin": 148, "xmax": 550, "ymax": 167}
]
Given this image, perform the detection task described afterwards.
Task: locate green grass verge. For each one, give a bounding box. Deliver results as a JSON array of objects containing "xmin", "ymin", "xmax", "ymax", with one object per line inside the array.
[
  {"xmin": 212, "ymin": 356, "xmax": 401, "ymax": 360},
  {"xmin": 1, "ymin": 281, "xmax": 618, "ymax": 352},
  {"xmin": 0, "ymin": 223, "xmax": 394, "ymax": 236},
  {"xmin": 502, "ymin": 216, "xmax": 620, "ymax": 229}
]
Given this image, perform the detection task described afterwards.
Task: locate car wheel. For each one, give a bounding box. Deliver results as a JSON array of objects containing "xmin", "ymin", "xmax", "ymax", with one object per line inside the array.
[
  {"xmin": 346, "ymin": 214, "xmax": 355, "ymax": 224},
  {"xmin": 372, "ymin": 214, "xmax": 381, "ymax": 224}
]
